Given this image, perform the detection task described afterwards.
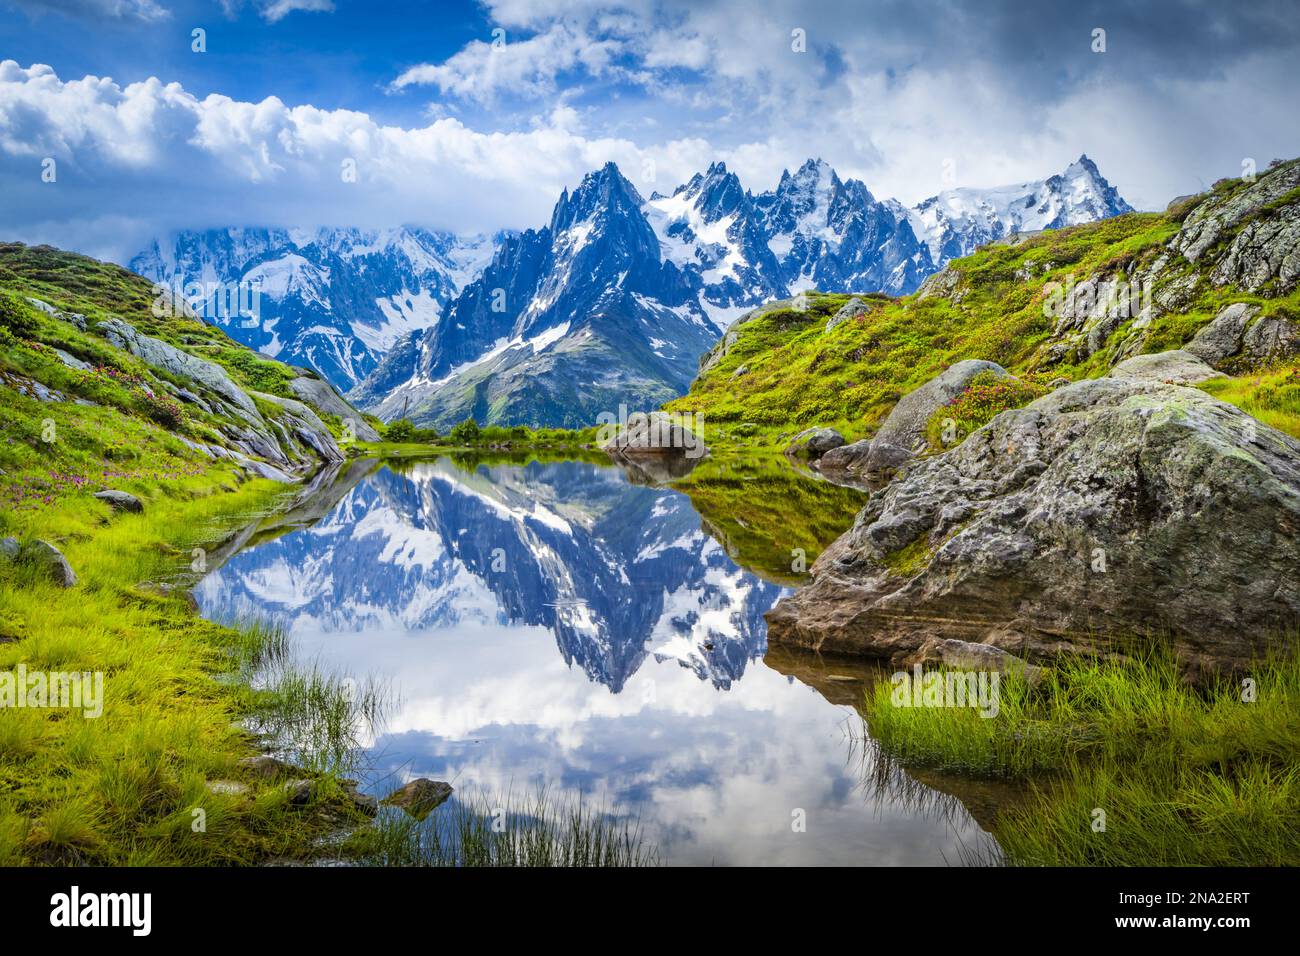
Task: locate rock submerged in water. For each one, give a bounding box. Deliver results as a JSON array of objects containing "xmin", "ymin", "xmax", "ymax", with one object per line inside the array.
[
  {"xmin": 766, "ymin": 366, "xmax": 1300, "ymax": 677},
  {"xmin": 785, "ymin": 426, "xmax": 844, "ymax": 460},
  {"xmin": 382, "ymin": 778, "xmax": 453, "ymax": 819}
]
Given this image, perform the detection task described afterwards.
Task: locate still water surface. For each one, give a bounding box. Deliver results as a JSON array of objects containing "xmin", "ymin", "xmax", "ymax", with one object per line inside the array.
[{"xmin": 196, "ymin": 456, "xmax": 997, "ymax": 865}]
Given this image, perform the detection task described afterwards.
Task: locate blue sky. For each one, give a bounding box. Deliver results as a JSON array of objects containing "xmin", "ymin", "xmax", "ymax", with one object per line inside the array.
[
  {"xmin": 1, "ymin": 1, "xmax": 483, "ymax": 122},
  {"xmin": 2, "ymin": 0, "xmax": 1299, "ymax": 262}
]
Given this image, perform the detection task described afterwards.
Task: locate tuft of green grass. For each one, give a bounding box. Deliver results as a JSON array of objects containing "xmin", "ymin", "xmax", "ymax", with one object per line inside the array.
[
  {"xmin": 1199, "ymin": 360, "xmax": 1300, "ymax": 439},
  {"xmin": 864, "ymin": 649, "xmax": 1300, "ymax": 865},
  {"xmin": 924, "ymin": 370, "xmax": 1048, "ymax": 449}
]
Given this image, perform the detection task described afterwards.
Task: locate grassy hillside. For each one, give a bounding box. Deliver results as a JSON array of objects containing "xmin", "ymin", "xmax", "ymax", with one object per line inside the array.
[
  {"xmin": 0, "ymin": 244, "xmax": 381, "ymax": 864},
  {"xmin": 665, "ymin": 159, "xmax": 1300, "ymax": 448}
]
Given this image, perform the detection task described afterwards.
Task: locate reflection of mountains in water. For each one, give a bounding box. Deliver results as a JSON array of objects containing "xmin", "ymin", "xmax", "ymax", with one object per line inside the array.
[{"xmin": 196, "ymin": 458, "xmax": 787, "ymax": 693}]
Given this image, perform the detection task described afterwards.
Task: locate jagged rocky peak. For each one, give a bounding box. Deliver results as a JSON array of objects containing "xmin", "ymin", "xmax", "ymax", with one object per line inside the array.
[
  {"xmin": 907, "ymin": 154, "xmax": 1134, "ymax": 264},
  {"xmin": 154, "ymin": 155, "xmax": 1131, "ymax": 431},
  {"xmin": 677, "ymin": 161, "xmax": 750, "ymax": 221},
  {"xmin": 130, "ymin": 225, "xmax": 499, "ymax": 392},
  {"xmin": 552, "ymin": 161, "xmax": 647, "ymax": 231}
]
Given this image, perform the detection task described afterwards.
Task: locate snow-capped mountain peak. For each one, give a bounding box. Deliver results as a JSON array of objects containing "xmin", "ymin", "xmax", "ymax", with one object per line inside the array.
[
  {"xmin": 352, "ymin": 154, "xmax": 1131, "ymax": 429},
  {"xmin": 134, "ymin": 154, "xmax": 1130, "ymax": 428},
  {"xmin": 130, "ymin": 226, "xmax": 499, "ymax": 390},
  {"xmin": 905, "ymin": 153, "xmax": 1134, "ymax": 265}
]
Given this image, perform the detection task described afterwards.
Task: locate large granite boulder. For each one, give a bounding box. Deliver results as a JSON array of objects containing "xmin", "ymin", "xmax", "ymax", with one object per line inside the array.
[
  {"xmin": 766, "ymin": 376, "xmax": 1300, "ymax": 677},
  {"xmin": 864, "ymin": 360, "xmax": 1014, "ymax": 474}
]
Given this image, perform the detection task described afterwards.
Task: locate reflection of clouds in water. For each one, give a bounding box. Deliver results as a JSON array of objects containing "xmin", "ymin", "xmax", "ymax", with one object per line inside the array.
[
  {"xmin": 198, "ymin": 460, "xmax": 990, "ymax": 865},
  {"xmin": 294, "ymin": 620, "xmax": 986, "ymax": 865}
]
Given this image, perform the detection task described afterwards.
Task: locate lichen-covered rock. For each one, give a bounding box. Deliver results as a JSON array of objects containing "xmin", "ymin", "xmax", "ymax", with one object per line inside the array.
[
  {"xmin": 1241, "ymin": 315, "xmax": 1299, "ymax": 365},
  {"xmin": 766, "ymin": 376, "xmax": 1300, "ymax": 677},
  {"xmin": 1171, "ymin": 161, "xmax": 1300, "ymax": 267},
  {"xmin": 1184, "ymin": 303, "xmax": 1298, "ymax": 369},
  {"xmin": 1185, "ymin": 303, "xmax": 1260, "ymax": 366},
  {"xmin": 1106, "ymin": 349, "xmax": 1221, "ymax": 384}
]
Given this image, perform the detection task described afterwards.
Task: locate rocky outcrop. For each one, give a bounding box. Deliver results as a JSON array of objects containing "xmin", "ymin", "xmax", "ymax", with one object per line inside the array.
[
  {"xmin": 97, "ymin": 317, "xmax": 263, "ymax": 426},
  {"xmin": 253, "ymin": 392, "xmax": 344, "ymax": 463},
  {"xmin": 866, "ymin": 360, "xmax": 1013, "ymax": 473},
  {"xmin": 1185, "ymin": 303, "xmax": 1259, "ymax": 366},
  {"xmin": 785, "ymin": 427, "xmax": 844, "ymax": 460},
  {"xmin": 1185, "ymin": 303, "xmax": 1298, "ymax": 369},
  {"xmin": 825, "ymin": 297, "xmax": 870, "ymax": 332},
  {"xmin": 288, "ymin": 376, "xmax": 380, "ymax": 442},
  {"xmin": 1172, "ymin": 160, "xmax": 1300, "ymax": 292},
  {"xmin": 1033, "ymin": 160, "xmax": 1300, "ymax": 372},
  {"xmin": 1105, "ymin": 350, "xmax": 1221, "ymax": 384},
  {"xmin": 916, "ymin": 266, "xmax": 962, "ymax": 302},
  {"xmin": 766, "ymin": 372, "xmax": 1300, "ymax": 677}
]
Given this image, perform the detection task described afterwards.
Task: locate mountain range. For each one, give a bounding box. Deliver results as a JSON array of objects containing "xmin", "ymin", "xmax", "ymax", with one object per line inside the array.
[
  {"xmin": 130, "ymin": 227, "xmax": 497, "ymax": 390},
  {"xmin": 196, "ymin": 459, "xmax": 785, "ymax": 693},
  {"xmin": 132, "ymin": 156, "xmax": 1132, "ymax": 428}
]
